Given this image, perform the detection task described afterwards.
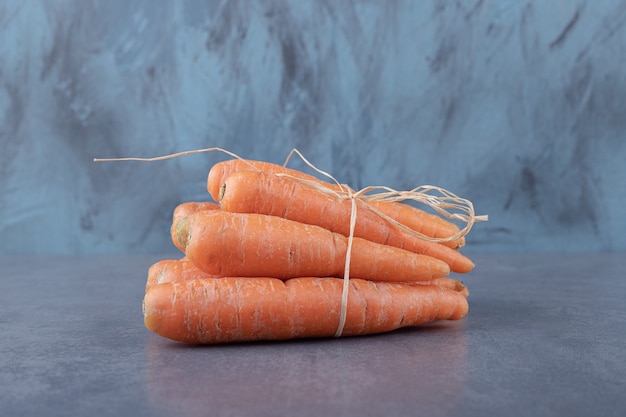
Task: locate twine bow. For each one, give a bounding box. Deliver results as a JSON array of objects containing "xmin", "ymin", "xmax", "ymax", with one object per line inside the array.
[{"xmin": 279, "ymin": 149, "xmax": 488, "ymax": 337}]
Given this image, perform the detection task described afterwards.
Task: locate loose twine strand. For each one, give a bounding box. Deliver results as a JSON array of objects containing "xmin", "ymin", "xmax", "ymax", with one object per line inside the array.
[{"xmin": 95, "ymin": 147, "xmax": 488, "ymax": 338}]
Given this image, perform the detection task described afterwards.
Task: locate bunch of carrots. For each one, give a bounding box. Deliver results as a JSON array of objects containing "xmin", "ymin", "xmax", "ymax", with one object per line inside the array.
[{"xmin": 141, "ymin": 155, "xmax": 484, "ymax": 344}]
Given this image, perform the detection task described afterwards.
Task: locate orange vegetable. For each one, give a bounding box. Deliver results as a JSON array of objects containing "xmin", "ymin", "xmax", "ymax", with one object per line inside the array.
[
  {"xmin": 147, "ymin": 258, "xmax": 468, "ymax": 296},
  {"xmin": 415, "ymin": 277, "xmax": 469, "ymax": 297},
  {"xmin": 207, "ymin": 159, "xmax": 465, "ymax": 249},
  {"xmin": 96, "ymin": 149, "xmax": 483, "ymax": 345},
  {"xmin": 170, "ymin": 202, "xmax": 220, "ymax": 252},
  {"xmin": 367, "ymin": 200, "xmax": 465, "ymax": 249},
  {"xmin": 218, "ymin": 170, "xmax": 474, "ymax": 273},
  {"xmin": 175, "ymin": 210, "xmax": 451, "ymax": 282},
  {"xmin": 146, "ymin": 258, "xmax": 216, "ymax": 290},
  {"xmin": 146, "ymin": 259, "xmax": 176, "ymax": 290},
  {"xmin": 143, "ymin": 276, "xmax": 469, "ymax": 344}
]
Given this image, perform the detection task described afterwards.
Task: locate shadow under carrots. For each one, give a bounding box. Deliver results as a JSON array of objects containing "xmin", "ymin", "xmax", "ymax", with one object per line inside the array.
[{"xmin": 143, "ymin": 322, "xmax": 469, "ymax": 417}]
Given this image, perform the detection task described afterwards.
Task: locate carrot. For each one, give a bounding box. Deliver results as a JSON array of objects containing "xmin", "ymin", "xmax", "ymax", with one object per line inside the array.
[
  {"xmin": 143, "ymin": 276, "xmax": 469, "ymax": 344},
  {"xmin": 170, "ymin": 202, "xmax": 220, "ymax": 252},
  {"xmin": 146, "ymin": 259, "xmax": 176, "ymax": 290},
  {"xmin": 415, "ymin": 277, "xmax": 469, "ymax": 298},
  {"xmin": 207, "ymin": 159, "xmax": 465, "ymax": 248},
  {"xmin": 147, "ymin": 258, "xmax": 469, "ymax": 297},
  {"xmin": 218, "ymin": 170, "xmax": 474, "ymax": 273},
  {"xmin": 367, "ymin": 200, "xmax": 465, "ymax": 249},
  {"xmin": 175, "ymin": 210, "xmax": 451, "ymax": 282},
  {"xmin": 146, "ymin": 258, "xmax": 216, "ymax": 290}
]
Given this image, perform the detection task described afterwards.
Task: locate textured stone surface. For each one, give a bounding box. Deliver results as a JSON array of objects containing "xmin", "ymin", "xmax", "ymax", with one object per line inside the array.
[
  {"xmin": 1, "ymin": 1, "xmax": 625, "ymax": 254},
  {"xmin": 1, "ymin": 254, "xmax": 625, "ymax": 416}
]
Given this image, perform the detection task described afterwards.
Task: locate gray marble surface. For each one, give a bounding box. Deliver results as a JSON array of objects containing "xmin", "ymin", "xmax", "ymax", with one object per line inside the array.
[
  {"xmin": 2, "ymin": 0, "xmax": 626, "ymax": 255},
  {"xmin": 1, "ymin": 253, "xmax": 625, "ymax": 416}
]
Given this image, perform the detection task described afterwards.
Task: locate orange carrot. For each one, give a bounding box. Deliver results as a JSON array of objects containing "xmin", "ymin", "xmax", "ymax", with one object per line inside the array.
[
  {"xmin": 218, "ymin": 170, "xmax": 474, "ymax": 273},
  {"xmin": 146, "ymin": 259, "xmax": 176, "ymax": 290},
  {"xmin": 170, "ymin": 202, "xmax": 220, "ymax": 252},
  {"xmin": 146, "ymin": 258, "xmax": 216, "ymax": 290},
  {"xmin": 147, "ymin": 258, "xmax": 469, "ymax": 297},
  {"xmin": 143, "ymin": 276, "xmax": 469, "ymax": 344},
  {"xmin": 157, "ymin": 259, "xmax": 467, "ymax": 295},
  {"xmin": 415, "ymin": 277, "xmax": 469, "ymax": 298},
  {"xmin": 207, "ymin": 159, "xmax": 464, "ymax": 248},
  {"xmin": 367, "ymin": 200, "xmax": 465, "ymax": 249},
  {"xmin": 175, "ymin": 210, "xmax": 450, "ymax": 282}
]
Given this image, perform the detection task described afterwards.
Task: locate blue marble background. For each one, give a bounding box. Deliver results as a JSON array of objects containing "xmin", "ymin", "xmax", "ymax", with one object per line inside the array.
[{"xmin": 1, "ymin": 0, "xmax": 625, "ymax": 255}]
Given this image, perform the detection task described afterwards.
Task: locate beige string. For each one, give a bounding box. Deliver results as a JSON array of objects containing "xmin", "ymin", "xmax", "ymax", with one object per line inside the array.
[
  {"xmin": 94, "ymin": 147, "xmax": 239, "ymax": 163},
  {"xmin": 335, "ymin": 194, "xmax": 358, "ymax": 337},
  {"xmin": 94, "ymin": 147, "xmax": 488, "ymax": 338}
]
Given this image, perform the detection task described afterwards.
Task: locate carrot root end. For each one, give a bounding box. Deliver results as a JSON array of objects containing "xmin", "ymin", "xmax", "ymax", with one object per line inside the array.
[{"xmin": 176, "ymin": 217, "xmax": 191, "ymax": 250}]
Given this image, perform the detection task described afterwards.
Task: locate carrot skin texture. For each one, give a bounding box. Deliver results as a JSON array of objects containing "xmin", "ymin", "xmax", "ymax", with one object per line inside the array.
[
  {"xmin": 219, "ymin": 170, "xmax": 473, "ymax": 273},
  {"xmin": 367, "ymin": 200, "xmax": 465, "ymax": 249},
  {"xmin": 207, "ymin": 159, "xmax": 287, "ymax": 201},
  {"xmin": 415, "ymin": 277, "xmax": 469, "ymax": 298},
  {"xmin": 143, "ymin": 277, "xmax": 469, "ymax": 344},
  {"xmin": 171, "ymin": 202, "xmax": 220, "ymax": 252},
  {"xmin": 148, "ymin": 258, "xmax": 468, "ymax": 297},
  {"xmin": 146, "ymin": 258, "xmax": 216, "ymax": 290},
  {"xmin": 177, "ymin": 210, "xmax": 450, "ymax": 282},
  {"xmin": 149, "ymin": 258, "xmax": 468, "ymax": 296},
  {"xmin": 207, "ymin": 159, "xmax": 465, "ymax": 249},
  {"xmin": 146, "ymin": 259, "xmax": 177, "ymax": 291}
]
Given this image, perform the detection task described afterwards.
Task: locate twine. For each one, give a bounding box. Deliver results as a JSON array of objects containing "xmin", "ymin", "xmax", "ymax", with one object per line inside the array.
[{"xmin": 94, "ymin": 147, "xmax": 488, "ymax": 338}]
